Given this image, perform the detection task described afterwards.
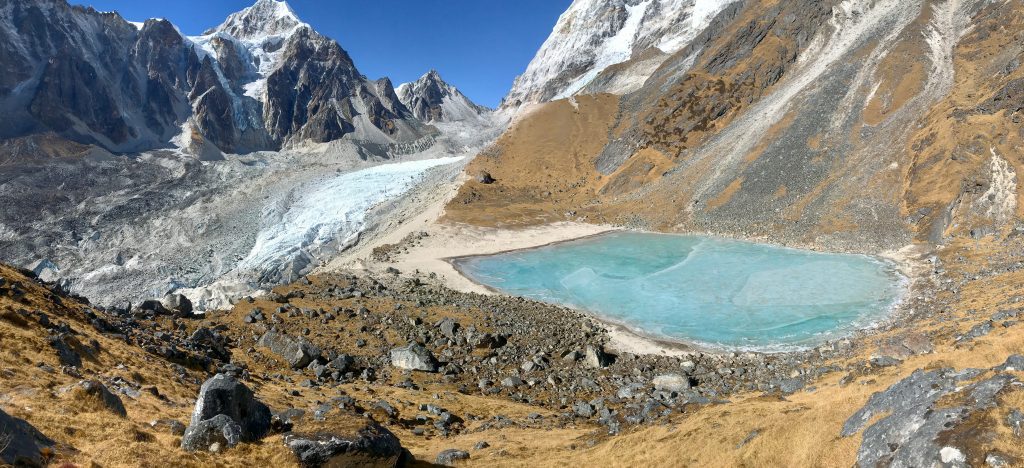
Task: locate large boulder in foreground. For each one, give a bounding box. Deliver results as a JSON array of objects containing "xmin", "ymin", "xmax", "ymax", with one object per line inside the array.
[
  {"xmin": 258, "ymin": 330, "xmax": 322, "ymax": 369},
  {"xmin": 182, "ymin": 374, "xmax": 271, "ymax": 452},
  {"xmin": 181, "ymin": 414, "xmax": 242, "ymax": 452},
  {"xmin": 0, "ymin": 408, "xmax": 55, "ymax": 466},
  {"xmin": 390, "ymin": 343, "xmax": 439, "ymax": 372},
  {"xmin": 284, "ymin": 421, "xmax": 404, "ymax": 468}
]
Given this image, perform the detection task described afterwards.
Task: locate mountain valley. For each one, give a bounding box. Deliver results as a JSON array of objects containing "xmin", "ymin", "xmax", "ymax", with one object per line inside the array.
[{"xmin": 1, "ymin": 0, "xmax": 1024, "ymax": 466}]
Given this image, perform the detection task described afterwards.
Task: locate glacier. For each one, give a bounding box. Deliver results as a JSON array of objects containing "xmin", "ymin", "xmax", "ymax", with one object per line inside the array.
[{"xmin": 239, "ymin": 156, "xmax": 464, "ymax": 275}]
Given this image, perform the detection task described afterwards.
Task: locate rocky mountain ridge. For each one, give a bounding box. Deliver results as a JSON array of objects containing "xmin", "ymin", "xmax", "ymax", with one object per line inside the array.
[{"xmin": 0, "ymin": 0, "xmax": 444, "ymax": 156}]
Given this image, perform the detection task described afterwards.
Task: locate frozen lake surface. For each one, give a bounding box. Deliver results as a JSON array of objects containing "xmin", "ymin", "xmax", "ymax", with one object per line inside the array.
[{"xmin": 455, "ymin": 232, "xmax": 904, "ymax": 350}]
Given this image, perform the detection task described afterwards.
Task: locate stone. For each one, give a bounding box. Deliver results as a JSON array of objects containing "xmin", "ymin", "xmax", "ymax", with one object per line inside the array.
[
  {"xmin": 573, "ymin": 402, "xmax": 595, "ymax": 418},
  {"xmin": 48, "ymin": 334, "xmax": 81, "ymax": 368},
  {"xmin": 842, "ymin": 369, "xmax": 1016, "ymax": 467},
  {"xmin": 437, "ymin": 318, "xmax": 460, "ymax": 340},
  {"xmin": 328, "ymin": 354, "xmax": 355, "ymax": 373},
  {"xmin": 181, "ymin": 414, "xmax": 242, "ymax": 452},
  {"xmin": 0, "ymin": 408, "xmax": 55, "ymax": 467},
  {"xmin": 583, "ymin": 345, "xmax": 612, "ymax": 368},
  {"xmin": 183, "ymin": 373, "xmax": 272, "ymax": 449},
  {"xmin": 161, "ymin": 293, "xmax": 194, "ymax": 316},
  {"xmin": 284, "ymin": 422, "xmax": 403, "ymax": 467},
  {"xmin": 474, "ymin": 441, "xmax": 490, "ymax": 450},
  {"xmin": 436, "ymin": 449, "xmax": 471, "ymax": 466},
  {"xmin": 258, "ymin": 331, "xmax": 321, "ymax": 369},
  {"xmin": 150, "ymin": 419, "xmax": 187, "ymax": 436},
  {"xmin": 777, "ymin": 378, "xmax": 804, "ymax": 395},
  {"xmin": 652, "ymin": 374, "xmax": 692, "ymax": 392},
  {"xmin": 390, "ymin": 343, "xmax": 439, "ymax": 372},
  {"xmin": 79, "ymin": 380, "xmax": 127, "ymax": 417},
  {"xmin": 475, "ymin": 171, "xmax": 495, "ymax": 184}
]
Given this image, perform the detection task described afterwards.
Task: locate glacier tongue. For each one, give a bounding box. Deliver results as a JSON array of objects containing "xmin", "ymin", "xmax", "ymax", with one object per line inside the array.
[{"xmin": 238, "ymin": 156, "xmax": 465, "ymax": 278}]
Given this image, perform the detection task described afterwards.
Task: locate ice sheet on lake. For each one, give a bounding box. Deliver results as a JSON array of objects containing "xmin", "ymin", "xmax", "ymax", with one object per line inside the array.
[{"xmin": 457, "ymin": 232, "xmax": 904, "ymax": 350}]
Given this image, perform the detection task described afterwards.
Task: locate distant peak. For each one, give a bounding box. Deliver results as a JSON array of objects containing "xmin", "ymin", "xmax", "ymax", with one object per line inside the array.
[
  {"xmin": 414, "ymin": 69, "xmax": 449, "ymax": 88},
  {"xmin": 207, "ymin": 0, "xmax": 307, "ymax": 40}
]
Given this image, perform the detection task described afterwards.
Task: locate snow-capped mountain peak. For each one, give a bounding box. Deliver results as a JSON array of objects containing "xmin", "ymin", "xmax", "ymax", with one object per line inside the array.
[
  {"xmin": 502, "ymin": 0, "xmax": 740, "ymax": 108},
  {"xmin": 206, "ymin": 0, "xmax": 307, "ymax": 40},
  {"xmin": 396, "ymin": 70, "xmax": 489, "ymax": 124}
]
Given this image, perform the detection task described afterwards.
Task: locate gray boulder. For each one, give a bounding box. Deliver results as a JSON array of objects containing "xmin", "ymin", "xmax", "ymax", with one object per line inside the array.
[
  {"xmin": 652, "ymin": 374, "xmax": 692, "ymax": 392},
  {"xmin": 437, "ymin": 318, "xmax": 460, "ymax": 340},
  {"xmin": 181, "ymin": 414, "xmax": 242, "ymax": 452},
  {"xmin": 258, "ymin": 331, "xmax": 322, "ymax": 369},
  {"xmin": 436, "ymin": 449, "xmax": 470, "ymax": 466},
  {"xmin": 328, "ymin": 354, "xmax": 355, "ymax": 373},
  {"xmin": 584, "ymin": 345, "xmax": 613, "ymax": 368},
  {"xmin": 182, "ymin": 373, "xmax": 271, "ymax": 452},
  {"xmin": 161, "ymin": 293, "xmax": 194, "ymax": 316},
  {"xmin": 390, "ymin": 343, "xmax": 439, "ymax": 372},
  {"xmin": 0, "ymin": 408, "xmax": 55, "ymax": 467},
  {"xmin": 79, "ymin": 380, "xmax": 127, "ymax": 417},
  {"xmin": 284, "ymin": 421, "xmax": 403, "ymax": 467}
]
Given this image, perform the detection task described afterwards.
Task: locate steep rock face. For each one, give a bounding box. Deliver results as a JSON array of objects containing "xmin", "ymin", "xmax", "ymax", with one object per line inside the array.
[
  {"xmin": 396, "ymin": 70, "xmax": 489, "ymax": 123},
  {"xmin": 0, "ymin": 0, "xmax": 430, "ymax": 155},
  {"xmin": 261, "ymin": 26, "xmax": 424, "ymax": 146},
  {"xmin": 454, "ymin": 0, "xmax": 1024, "ymax": 249},
  {"xmin": 502, "ymin": 0, "xmax": 738, "ymax": 108},
  {"xmin": 0, "ymin": 1, "xmax": 193, "ymax": 151},
  {"xmin": 187, "ymin": 0, "xmax": 430, "ymax": 151}
]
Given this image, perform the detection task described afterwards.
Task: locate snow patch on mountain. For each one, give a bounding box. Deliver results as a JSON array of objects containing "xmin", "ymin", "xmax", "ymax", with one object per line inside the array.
[
  {"xmin": 503, "ymin": 0, "xmax": 739, "ymax": 107},
  {"xmin": 187, "ymin": 0, "xmax": 308, "ymax": 105}
]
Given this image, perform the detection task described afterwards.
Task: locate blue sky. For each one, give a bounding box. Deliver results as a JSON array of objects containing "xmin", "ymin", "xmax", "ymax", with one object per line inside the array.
[{"xmin": 76, "ymin": 0, "xmax": 571, "ymax": 107}]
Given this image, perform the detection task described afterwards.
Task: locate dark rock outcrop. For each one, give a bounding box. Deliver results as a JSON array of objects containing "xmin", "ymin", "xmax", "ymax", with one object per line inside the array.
[
  {"xmin": 0, "ymin": 408, "xmax": 55, "ymax": 467},
  {"xmin": 284, "ymin": 421, "xmax": 403, "ymax": 468},
  {"xmin": 79, "ymin": 380, "xmax": 127, "ymax": 417}
]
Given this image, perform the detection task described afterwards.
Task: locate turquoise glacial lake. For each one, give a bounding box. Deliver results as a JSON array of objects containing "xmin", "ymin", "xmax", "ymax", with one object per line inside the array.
[{"xmin": 454, "ymin": 232, "xmax": 905, "ymax": 350}]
